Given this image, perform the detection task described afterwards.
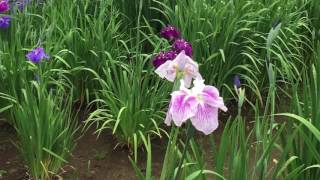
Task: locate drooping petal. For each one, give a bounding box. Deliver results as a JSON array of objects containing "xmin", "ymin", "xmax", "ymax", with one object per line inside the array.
[
  {"xmin": 202, "ymin": 86, "xmax": 228, "ymax": 112},
  {"xmin": 155, "ymin": 60, "xmax": 176, "ymax": 82},
  {"xmin": 190, "ymin": 104, "xmax": 219, "ymax": 135},
  {"xmin": 169, "ymin": 91, "xmax": 197, "ymax": 126},
  {"xmin": 164, "ymin": 103, "xmax": 173, "ymax": 126}
]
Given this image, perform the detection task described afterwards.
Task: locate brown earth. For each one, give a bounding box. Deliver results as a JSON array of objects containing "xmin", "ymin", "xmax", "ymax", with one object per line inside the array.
[{"xmin": 0, "ymin": 121, "xmax": 167, "ymax": 180}]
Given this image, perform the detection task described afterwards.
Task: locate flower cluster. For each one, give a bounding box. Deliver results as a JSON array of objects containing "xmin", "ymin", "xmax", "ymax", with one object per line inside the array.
[
  {"xmin": 154, "ymin": 26, "xmax": 227, "ymax": 135},
  {"xmin": 0, "ymin": 0, "xmax": 10, "ymax": 28},
  {"xmin": 154, "ymin": 51, "xmax": 227, "ymax": 134},
  {"xmin": 0, "ymin": 0, "xmax": 30, "ymax": 29},
  {"xmin": 152, "ymin": 25, "xmax": 193, "ymax": 68}
]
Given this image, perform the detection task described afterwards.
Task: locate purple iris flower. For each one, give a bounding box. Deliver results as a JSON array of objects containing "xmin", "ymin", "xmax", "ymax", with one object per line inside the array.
[
  {"xmin": 26, "ymin": 47, "xmax": 50, "ymax": 63},
  {"xmin": 160, "ymin": 25, "xmax": 181, "ymax": 41},
  {"xmin": 0, "ymin": 0, "xmax": 9, "ymax": 13},
  {"xmin": 234, "ymin": 75, "xmax": 241, "ymax": 89},
  {"xmin": 172, "ymin": 39, "xmax": 193, "ymax": 57},
  {"xmin": 0, "ymin": 16, "xmax": 10, "ymax": 28},
  {"xmin": 152, "ymin": 50, "xmax": 177, "ymax": 68},
  {"xmin": 16, "ymin": 0, "xmax": 29, "ymax": 11}
]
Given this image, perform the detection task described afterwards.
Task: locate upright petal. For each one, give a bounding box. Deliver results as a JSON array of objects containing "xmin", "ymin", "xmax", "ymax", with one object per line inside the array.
[
  {"xmin": 169, "ymin": 91, "xmax": 197, "ymax": 126},
  {"xmin": 155, "ymin": 60, "xmax": 176, "ymax": 82},
  {"xmin": 191, "ymin": 79, "xmax": 206, "ymax": 95},
  {"xmin": 174, "ymin": 51, "xmax": 198, "ymax": 71},
  {"xmin": 190, "ymin": 104, "xmax": 219, "ymax": 135}
]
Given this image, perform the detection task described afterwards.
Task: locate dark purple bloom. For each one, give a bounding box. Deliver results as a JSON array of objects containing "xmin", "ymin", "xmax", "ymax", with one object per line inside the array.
[
  {"xmin": 0, "ymin": 16, "xmax": 10, "ymax": 28},
  {"xmin": 164, "ymin": 50, "xmax": 177, "ymax": 61},
  {"xmin": 0, "ymin": 0, "xmax": 9, "ymax": 13},
  {"xmin": 160, "ymin": 25, "xmax": 180, "ymax": 41},
  {"xmin": 26, "ymin": 47, "xmax": 50, "ymax": 63},
  {"xmin": 172, "ymin": 39, "xmax": 193, "ymax": 57},
  {"xmin": 152, "ymin": 50, "xmax": 177, "ymax": 68},
  {"xmin": 234, "ymin": 75, "xmax": 241, "ymax": 89},
  {"xmin": 16, "ymin": 0, "xmax": 29, "ymax": 11}
]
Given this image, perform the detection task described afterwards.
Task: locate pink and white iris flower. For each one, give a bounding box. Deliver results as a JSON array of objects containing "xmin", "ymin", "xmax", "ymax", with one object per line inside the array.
[
  {"xmin": 165, "ymin": 79, "xmax": 227, "ymax": 135},
  {"xmin": 155, "ymin": 51, "xmax": 201, "ymax": 88}
]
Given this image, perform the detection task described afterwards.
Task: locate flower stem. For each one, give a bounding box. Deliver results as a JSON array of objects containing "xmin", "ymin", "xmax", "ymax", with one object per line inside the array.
[{"xmin": 176, "ymin": 122, "xmax": 195, "ymax": 179}]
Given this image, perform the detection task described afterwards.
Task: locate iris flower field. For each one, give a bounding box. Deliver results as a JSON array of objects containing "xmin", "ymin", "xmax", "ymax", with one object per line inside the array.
[{"xmin": 0, "ymin": 0, "xmax": 320, "ymax": 179}]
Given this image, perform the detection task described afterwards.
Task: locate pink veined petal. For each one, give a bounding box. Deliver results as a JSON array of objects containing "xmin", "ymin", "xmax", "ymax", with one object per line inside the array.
[
  {"xmin": 203, "ymin": 85, "xmax": 220, "ymax": 97},
  {"xmin": 155, "ymin": 60, "xmax": 176, "ymax": 82},
  {"xmin": 190, "ymin": 104, "xmax": 219, "ymax": 135},
  {"xmin": 202, "ymin": 86, "xmax": 228, "ymax": 112},
  {"xmin": 169, "ymin": 91, "xmax": 197, "ymax": 126}
]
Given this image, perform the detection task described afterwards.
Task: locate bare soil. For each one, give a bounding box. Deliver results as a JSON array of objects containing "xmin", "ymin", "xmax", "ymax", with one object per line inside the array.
[{"xmin": 0, "ymin": 121, "xmax": 168, "ymax": 180}]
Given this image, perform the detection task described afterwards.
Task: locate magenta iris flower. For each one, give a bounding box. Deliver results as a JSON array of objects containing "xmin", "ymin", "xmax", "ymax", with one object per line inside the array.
[
  {"xmin": 172, "ymin": 39, "xmax": 193, "ymax": 57},
  {"xmin": 0, "ymin": 0, "xmax": 9, "ymax": 13},
  {"xmin": 152, "ymin": 50, "xmax": 177, "ymax": 68},
  {"xmin": 155, "ymin": 51, "xmax": 201, "ymax": 88},
  {"xmin": 0, "ymin": 16, "xmax": 10, "ymax": 28},
  {"xmin": 165, "ymin": 79, "xmax": 227, "ymax": 135},
  {"xmin": 160, "ymin": 25, "xmax": 181, "ymax": 41},
  {"xmin": 26, "ymin": 47, "xmax": 50, "ymax": 63}
]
